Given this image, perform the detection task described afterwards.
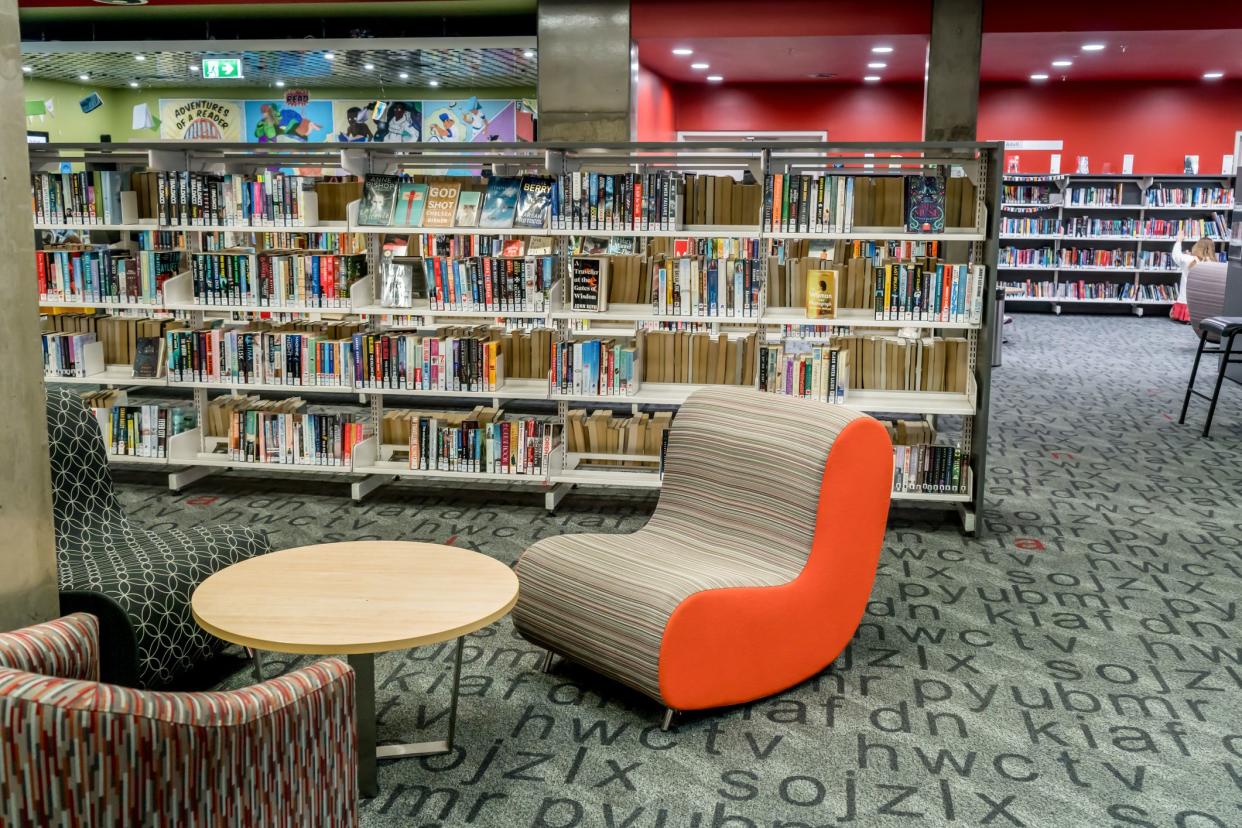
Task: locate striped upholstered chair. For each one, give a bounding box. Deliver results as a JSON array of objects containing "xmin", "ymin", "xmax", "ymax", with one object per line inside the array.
[
  {"xmin": 514, "ymin": 387, "xmax": 892, "ymax": 725},
  {"xmin": 0, "ymin": 613, "xmax": 358, "ymax": 827}
]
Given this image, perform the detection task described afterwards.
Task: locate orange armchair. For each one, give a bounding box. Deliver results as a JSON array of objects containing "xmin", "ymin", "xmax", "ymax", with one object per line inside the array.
[{"xmin": 514, "ymin": 387, "xmax": 892, "ymax": 719}]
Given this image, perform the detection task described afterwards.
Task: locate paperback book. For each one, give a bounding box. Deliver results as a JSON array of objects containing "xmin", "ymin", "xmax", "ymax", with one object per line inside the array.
[
  {"xmin": 423, "ymin": 182, "xmax": 462, "ymax": 228},
  {"xmin": 571, "ymin": 256, "xmax": 609, "ymax": 312},
  {"xmin": 479, "ymin": 177, "xmax": 522, "ymax": 228},
  {"xmin": 358, "ymin": 174, "xmax": 399, "ymax": 226},
  {"xmin": 132, "ymin": 336, "xmax": 165, "ymax": 378},
  {"xmin": 454, "ymin": 190, "xmax": 483, "ymax": 227},
  {"xmin": 805, "ymin": 269, "xmax": 839, "ymax": 319},
  {"xmin": 514, "ymin": 176, "xmax": 555, "ymax": 229},
  {"xmin": 392, "ymin": 182, "xmax": 429, "ymax": 227},
  {"xmin": 904, "ymin": 174, "xmax": 946, "ymax": 233}
]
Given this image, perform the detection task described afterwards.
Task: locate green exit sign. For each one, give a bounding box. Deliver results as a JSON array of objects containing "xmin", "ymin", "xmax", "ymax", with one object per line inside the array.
[{"xmin": 201, "ymin": 58, "xmax": 243, "ymax": 80}]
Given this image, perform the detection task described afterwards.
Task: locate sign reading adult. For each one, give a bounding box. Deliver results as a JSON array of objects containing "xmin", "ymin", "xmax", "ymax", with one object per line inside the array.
[{"xmin": 201, "ymin": 58, "xmax": 243, "ymax": 80}]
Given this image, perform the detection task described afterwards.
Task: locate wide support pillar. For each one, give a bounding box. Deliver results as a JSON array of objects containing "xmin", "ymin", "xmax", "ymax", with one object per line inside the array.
[
  {"xmin": 537, "ymin": 0, "xmax": 632, "ymax": 141},
  {"xmin": 923, "ymin": 0, "xmax": 983, "ymax": 142},
  {"xmin": 0, "ymin": 0, "xmax": 60, "ymax": 629}
]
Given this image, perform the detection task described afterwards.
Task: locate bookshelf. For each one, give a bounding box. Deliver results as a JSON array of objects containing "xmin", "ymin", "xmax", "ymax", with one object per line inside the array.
[
  {"xmin": 999, "ymin": 172, "xmax": 1235, "ymax": 314},
  {"xmin": 30, "ymin": 140, "xmax": 1000, "ymax": 534}
]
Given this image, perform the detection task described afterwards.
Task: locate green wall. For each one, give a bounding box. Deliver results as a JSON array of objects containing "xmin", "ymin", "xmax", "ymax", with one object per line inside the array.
[{"xmin": 23, "ymin": 77, "xmax": 536, "ymax": 143}]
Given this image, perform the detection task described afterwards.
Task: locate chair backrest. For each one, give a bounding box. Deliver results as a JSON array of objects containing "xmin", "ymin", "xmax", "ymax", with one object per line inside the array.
[
  {"xmin": 648, "ymin": 386, "xmax": 886, "ymax": 574},
  {"xmin": 1188, "ymin": 261, "xmax": 1228, "ymax": 336},
  {"xmin": 45, "ymin": 387, "xmax": 128, "ymax": 550}
]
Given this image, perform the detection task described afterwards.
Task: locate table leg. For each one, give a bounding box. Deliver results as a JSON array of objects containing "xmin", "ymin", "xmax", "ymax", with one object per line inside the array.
[
  {"xmin": 347, "ymin": 653, "xmax": 378, "ymax": 798},
  {"xmin": 376, "ymin": 636, "xmax": 464, "ymax": 759}
]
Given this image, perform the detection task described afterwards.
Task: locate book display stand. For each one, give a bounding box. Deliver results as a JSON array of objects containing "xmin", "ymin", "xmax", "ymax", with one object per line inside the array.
[{"xmin": 31, "ymin": 140, "xmax": 1001, "ymax": 534}]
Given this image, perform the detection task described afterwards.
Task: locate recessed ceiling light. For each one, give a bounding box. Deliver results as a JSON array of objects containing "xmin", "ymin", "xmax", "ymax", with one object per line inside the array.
[
  {"xmin": 523, "ymin": 50, "xmax": 535, "ymax": 58},
  {"xmin": 1030, "ymin": 73, "xmax": 1049, "ymax": 81},
  {"xmin": 129, "ymin": 81, "xmax": 139, "ymax": 87},
  {"xmin": 690, "ymin": 62, "xmax": 709, "ymax": 70},
  {"xmin": 189, "ymin": 64, "xmax": 199, "ymax": 71},
  {"xmin": 872, "ymin": 46, "xmax": 894, "ymax": 54},
  {"xmin": 863, "ymin": 75, "xmax": 882, "ymax": 82},
  {"xmin": 1081, "ymin": 43, "xmax": 1106, "ymax": 52},
  {"xmin": 79, "ymin": 74, "xmax": 89, "ymax": 81},
  {"xmin": 324, "ymin": 52, "xmax": 335, "ymax": 61},
  {"xmin": 867, "ymin": 62, "xmax": 887, "ymax": 69},
  {"xmin": 21, "ymin": 65, "xmax": 31, "ymax": 73},
  {"xmin": 363, "ymin": 63, "xmax": 375, "ymax": 70},
  {"xmin": 134, "ymin": 55, "xmax": 145, "ymax": 62},
  {"xmin": 398, "ymin": 72, "xmax": 409, "ymax": 80},
  {"xmin": 1204, "ymin": 71, "xmax": 1225, "ymax": 80},
  {"xmin": 429, "ymin": 80, "xmax": 440, "ymax": 87},
  {"xmin": 672, "ymin": 47, "xmax": 693, "ymax": 56},
  {"xmin": 706, "ymin": 75, "xmax": 723, "ymax": 82},
  {"xmin": 1052, "ymin": 59, "xmax": 1073, "ymax": 67},
  {"xmin": 275, "ymin": 80, "xmax": 285, "ymax": 88}
]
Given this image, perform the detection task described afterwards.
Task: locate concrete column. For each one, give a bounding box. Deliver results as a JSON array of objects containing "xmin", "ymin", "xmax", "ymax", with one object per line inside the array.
[
  {"xmin": 537, "ymin": 0, "xmax": 631, "ymax": 141},
  {"xmin": 922, "ymin": 0, "xmax": 983, "ymax": 141},
  {"xmin": 0, "ymin": 0, "xmax": 59, "ymax": 630}
]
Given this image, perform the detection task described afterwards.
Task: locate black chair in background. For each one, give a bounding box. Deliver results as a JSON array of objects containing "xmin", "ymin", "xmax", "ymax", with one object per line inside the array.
[{"xmin": 1179, "ymin": 317, "xmax": 1242, "ymax": 437}]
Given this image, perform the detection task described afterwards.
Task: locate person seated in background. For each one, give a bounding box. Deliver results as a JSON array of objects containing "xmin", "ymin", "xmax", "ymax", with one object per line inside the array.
[{"xmin": 1171, "ymin": 231, "xmax": 1218, "ymax": 323}]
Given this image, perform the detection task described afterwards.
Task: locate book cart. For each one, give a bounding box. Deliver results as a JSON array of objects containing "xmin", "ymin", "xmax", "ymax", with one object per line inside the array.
[
  {"xmin": 999, "ymin": 172, "xmax": 1235, "ymax": 313},
  {"xmin": 30, "ymin": 140, "xmax": 1001, "ymax": 534}
]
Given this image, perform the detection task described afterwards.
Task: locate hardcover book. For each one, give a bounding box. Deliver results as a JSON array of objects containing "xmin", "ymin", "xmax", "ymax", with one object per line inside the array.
[
  {"xmin": 514, "ymin": 176, "xmax": 555, "ymax": 229},
  {"xmin": 132, "ymin": 336, "xmax": 164, "ymax": 378},
  {"xmin": 479, "ymin": 177, "xmax": 522, "ymax": 228},
  {"xmin": 380, "ymin": 257, "xmax": 423, "ymax": 308},
  {"xmin": 805, "ymin": 269, "xmax": 839, "ymax": 319},
  {"xmin": 423, "ymin": 182, "xmax": 462, "ymax": 228},
  {"xmin": 904, "ymin": 175, "xmax": 946, "ymax": 233},
  {"xmin": 392, "ymin": 182, "xmax": 429, "ymax": 227},
  {"xmin": 454, "ymin": 190, "xmax": 483, "ymax": 227},
  {"xmin": 358, "ymin": 174, "xmax": 399, "ymax": 227},
  {"xmin": 571, "ymin": 256, "xmax": 609, "ymax": 312}
]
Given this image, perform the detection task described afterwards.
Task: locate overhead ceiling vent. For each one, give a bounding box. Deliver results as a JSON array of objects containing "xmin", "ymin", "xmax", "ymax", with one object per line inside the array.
[
  {"xmin": 92, "ymin": 0, "xmax": 149, "ymax": 5},
  {"xmin": 808, "ymin": 72, "xmax": 837, "ymax": 79}
]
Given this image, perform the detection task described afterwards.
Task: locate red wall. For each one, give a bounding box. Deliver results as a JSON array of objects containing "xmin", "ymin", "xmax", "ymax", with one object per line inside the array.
[
  {"xmin": 635, "ymin": 66, "xmax": 676, "ymax": 142},
  {"xmin": 640, "ymin": 75, "xmax": 1242, "ymax": 173}
]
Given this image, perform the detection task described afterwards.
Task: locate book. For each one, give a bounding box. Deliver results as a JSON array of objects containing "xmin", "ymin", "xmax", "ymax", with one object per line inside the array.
[
  {"xmin": 392, "ymin": 182, "xmax": 429, "ymax": 227},
  {"xmin": 805, "ymin": 269, "xmax": 839, "ymax": 319},
  {"xmin": 454, "ymin": 190, "xmax": 483, "ymax": 227},
  {"xmin": 904, "ymin": 174, "xmax": 946, "ymax": 233},
  {"xmin": 571, "ymin": 256, "xmax": 609, "ymax": 312},
  {"xmin": 479, "ymin": 177, "xmax": 522, "ymax": 228},
  {"xmin": 514, "ymin": 176, "xmax": 555, "ymax": 229},
  {"xmin": 132, "ymin": 336, "xmax": 164, "ymax": 378},
  {"xmin": 1184, "ymin": 155, "xmax": 1200, "ymax": 175},
  {"xmin": 380, "ymin": 257, "xmax": 421, "ymax": 308},
  {"xmin": 501, "ymin": 239, "xmax": 526, "ymax": 257},
  {"xmin": 423, "ymin": 182, "xmax": 461, "ymax": 228},
  {"xmin": 358, "ymin": 174, "xmax": 399, "ymax": 226}
]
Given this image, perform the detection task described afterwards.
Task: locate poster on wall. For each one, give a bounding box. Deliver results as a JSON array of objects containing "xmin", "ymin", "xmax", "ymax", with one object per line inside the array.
[
  {"xmin": 422, "ymin": 98, "xmax": 516, "ymax": 143},
  {"xmin": 159, "ymin": 99, "xmax": 244, "ymax": 141},
  {"xmin": 332, "ymin": 100, "xmax": 421, "ymax": 142},
  {"xmin": 244, "ymin": 99, "xmax": 334, "ymax": 142}
]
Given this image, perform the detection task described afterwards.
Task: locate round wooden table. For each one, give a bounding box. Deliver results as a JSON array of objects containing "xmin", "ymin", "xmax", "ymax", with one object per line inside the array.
[{"xmin": 191, "ymin": 541, "xmax": 519, "ymax": 797}]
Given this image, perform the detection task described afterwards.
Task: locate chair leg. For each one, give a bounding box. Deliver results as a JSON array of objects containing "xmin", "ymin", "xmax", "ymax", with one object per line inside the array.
[
  {"xmin": 540, "ymin": 649, "xmax": 555, "ymax": 673},
  {"xmin": 661, "ymin": 708, "xmax": 676, "ymax": 732},
  {"xmin": 1179, "ymin": 330, "xmax": 1210, "ymax": 425},
  {"xmin": 1203, "ymin": 332, "xmax": 1238, "ymax": 438}
]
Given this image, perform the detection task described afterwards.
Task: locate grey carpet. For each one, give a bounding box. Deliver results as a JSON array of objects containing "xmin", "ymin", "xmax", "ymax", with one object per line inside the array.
[{"xmin": 113, "ymin": 314, "xmax": 1242, "ymax": 827}]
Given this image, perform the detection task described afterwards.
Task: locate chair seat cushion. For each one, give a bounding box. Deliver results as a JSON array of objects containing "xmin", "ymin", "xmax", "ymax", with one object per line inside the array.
[
  {"xmin": 1201, "ymin": 316, "xmax": 1242, "ymax": 337},
  {"xmin": 58, "ymin": 524, "xmax": 270, "ymax": 687},
  {"xmin": 514, "ymin": 525, "xmax": 805, "ymax": 701}
]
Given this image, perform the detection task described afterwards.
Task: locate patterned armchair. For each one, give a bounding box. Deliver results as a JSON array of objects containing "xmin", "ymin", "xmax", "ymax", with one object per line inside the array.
[
  {"xmin": 514, "ymin": 387, "xmax": 893, "ymax": 719},
  {"xmin": 0, "ymin": 614, "xmax": 357, "ymax": 827},
  {"xmin": 46, "ymin": 388, "xmax": 271, "ymax": 687}
]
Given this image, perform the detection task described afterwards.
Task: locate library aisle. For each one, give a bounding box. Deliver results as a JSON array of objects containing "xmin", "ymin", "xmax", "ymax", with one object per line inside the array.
[{"xmin": 112, "ymin": 315, "xmax": 1242, "ymax": 827}]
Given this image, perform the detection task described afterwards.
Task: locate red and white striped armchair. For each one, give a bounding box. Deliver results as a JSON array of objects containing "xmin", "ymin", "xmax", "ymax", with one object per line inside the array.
[{"xmin": 0, "ymin": 613, "xmax": 358, "ymax": 827}]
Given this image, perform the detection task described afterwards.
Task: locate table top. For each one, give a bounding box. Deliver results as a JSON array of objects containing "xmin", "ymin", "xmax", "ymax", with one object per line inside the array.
[{"xmin": 190, "ymin": 541, "xmax": 520, "ymax": 655}]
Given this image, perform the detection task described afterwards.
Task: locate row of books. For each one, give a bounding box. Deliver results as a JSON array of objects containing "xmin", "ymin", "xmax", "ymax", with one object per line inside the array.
[
  {"xmin": 37, "ymin": 247, "xmax": 181, "ymax": 305},
  {"xmin": 834, "ymin": 335, "xmax": 971, "ymax": 394},
  {"xmin": 1000, "ymin": 280, "xmax": 1058, "ymax": 298},
  {"xmin": 1063, "ymin": 218, "xmax": 1136, "ymax": 237},
  {"xmin": 552, "ymin": 339, "xmax": 638, "ymax": 396},
  {"xmin": 893, "ymin": 444, "xmax": 968, "ymax": 494},
  {"xmin": 1000, "ymin": 247, "xmax": 1056, "ymax": 267},
  {"xmin": 131, "ymin": 171, "xmax": 313, "ymax": 227},
  {"xmin": 98, "ymin": 404, "xmax": 190, "ymax": 458},
  {"xmin": 189, "ymin": 252, "xmax": 367, "ymax": 308},
  {"xmin": 1002, "ymin": 215, "xmax": 1229, "ymax": 239},
  {"xmin": 1143, "ymin": 216, "xmax": 1229, "ymax": 238},
  {"xmin": 403, "ymin": 412, "xmax": 553, "ymax": 475},
  {"xmin": 43, "ymin": 315, "xmax": 170, "ymax": 371},
  {"xmin": 381, "ymin": 255, "xmax": 556, "ymax": 312},
  {"xmin": 1065, "ymin": 186, "xmax": 1125, "ymax": 206},
  {"xmin": 758, "ymin": 344, "xmax": 849, "ymax": 404},
  {"xmin": 359, "ymin": 174, "xmax": 554, "ymax": 231},
  {"xmin": 1001, "ymin": 218, "xmax": 1060, "ymax": 235},
  {"xmin": 1138, "ymin": 251, "xmax": 1174, "ymax": 269},
  {"xmin": 41, "ymin": 331, "xmax": 95, "ymax": 377},
  {"xmin": 136, "ymin": 230, "xmax": 189, "ymax": 252},
  {"xmin": 1144, "ymin": 186, "xmax": 1233, "ymax": 207},
  {"xmin": 642, "ymin": 331, "xmax": 758, "ymax": 386},
  {"xmin": 164, "ymin": 323, "xmax": 365, "ymax": 387},
  {"xmin": 550, "ymin": 171, "xmax": 685, "ymax": 232},
  {"xmin": 1001, "ymin": 184, "xmax": 1050, "ymax": 204},
  {"xmin": 352, "ymin": 330, "xmax": 504, "ymax": 392},
  {"xmin": 871, "ymin": 263, "xmax": 983, "ymax": 323},
  {"xmin": 1059, "ymin": 248, "xmax": 1137, "ymax": 269},
  {"xmin": 31, "ymin": 171, "xmax": 125, "ymax": 226},
  {"xmin": 564, "ymin": 409, "xmax": 672, "ymax": 467},
  {"xmin": 209, "ymin": 396, "xmax": 364, "ymax": 466},
  {"xmin": 643, "ymin": 257, "xmax": 763, "ymax": 318}
]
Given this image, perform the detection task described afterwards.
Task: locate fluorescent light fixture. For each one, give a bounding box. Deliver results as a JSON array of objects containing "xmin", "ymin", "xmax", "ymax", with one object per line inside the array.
[
  {"xmin": 79, "ymin": 74, "xmax": 89, "ymax": 80},
  {"xmin": 872, "ymin": 45, "xmax": 894, "ymax": 54},
  {"xmin": 134, "ymin": 55, "xmax": 145, "ymax": 62},
  {"xmin": 672, "ymin": 47, "xmax": 693, "ymax": 56},
  {"xmin": 1081, "ymin": 43, "xmax": 1106, "ymax": 52},
  {"xmin": 867, "ymin": 62, "xmax": 887, "ymax": 69},
  {"xmin": 691, "ymin": 62, "xmax": 709, "ymax": 70},
  {"xmin": 523, "ymin": 49, "xmax": 536, "ymax": 58},
  {"xmin": 129, "ymin": 81, "xmax": 139, "ymax": 87},
  {"xmin": 324, "ymin": 52, "xmax": 335, "ymax": 61},
  {"xmin": 275, "ymin": 80, "xmax": 285, "ymax": 88},
  {"xmin": 398, "ymin": 72, "xmax": 409, "ymax": 80},
  {"xmin": 429, "ymin": 79, "xmax": 440, "ymax": 87},
  {"xmin": 706, "ymin": 75, "xmax": 723, "ymax": 82},
  {"xmin": 1052, "ymin": 59, "xmax": 1073, "ymax": 67},
  {"xmin": 1204, "ymin": 71, "xmax": 1225, "ymax": 79},
  {"xmin": 1030, "ymin": 73, "xmax": 1049, "ymax": 81},
  {"xmin": 863, "ymin": 75, "xmax": 881, "ymax": 82},
  {"xmin": 363, "ymin": 63, "xmax": 375, "ymax": 70}
]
